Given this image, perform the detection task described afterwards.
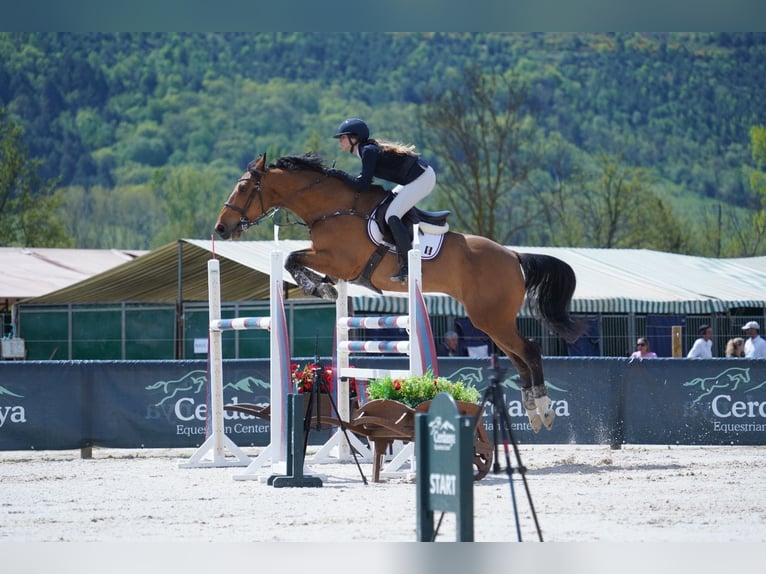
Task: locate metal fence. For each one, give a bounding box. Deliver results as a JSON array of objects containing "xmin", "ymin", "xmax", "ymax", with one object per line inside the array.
[
  {"xmin": 431, "ymin": 313, "xmax": 766, "ymax": 359},
  {"xmin": 17, "ymin": 298, "xmax": 766, "ymax": 361}
]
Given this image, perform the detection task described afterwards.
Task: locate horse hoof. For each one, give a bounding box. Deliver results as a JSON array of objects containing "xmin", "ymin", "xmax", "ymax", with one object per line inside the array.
[
  {"xmin": 540, "ymin": 409, "xmax": 556, "ymax": 431},
  {"xmin": 534, "ymin": 396, "xmax": 555, "ymax": 430},
  {"xmin": 526, "ymin": 409, "xmax": 543, "ymax": 433},
  {"xmin": 315, "ymin": 283, "xmax": 338, "ymax": 300}
]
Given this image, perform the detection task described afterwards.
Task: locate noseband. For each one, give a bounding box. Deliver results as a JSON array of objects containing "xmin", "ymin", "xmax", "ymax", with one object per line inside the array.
[{"xmin": 224, "ymin": 170, "xmax": 276, "ymax": 232}]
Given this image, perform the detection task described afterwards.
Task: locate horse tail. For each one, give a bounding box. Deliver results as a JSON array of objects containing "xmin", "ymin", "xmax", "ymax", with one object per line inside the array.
[{"xmin": 518, "ymin": 252, "xmax": 587, "ymax": 344}]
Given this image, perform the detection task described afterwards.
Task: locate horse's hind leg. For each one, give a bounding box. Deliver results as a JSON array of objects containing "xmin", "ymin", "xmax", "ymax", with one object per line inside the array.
[
  {"xmin": 506, "ymin": 339, "xmax": 555, "ymax": 432},
  {"xmin": 519, "ymin": 339, "xmax": 556, "ymax": 432},
  {"xmin": 501, "ymin": 334, "xmax": 556, "ymax": 432},
  {"xmin": 464, "ymin": 308, "xmax": 555, "ymax": 431},
  {"xmin": 506, "ymin": 352, "xmax": 544, "ymax": 433}
]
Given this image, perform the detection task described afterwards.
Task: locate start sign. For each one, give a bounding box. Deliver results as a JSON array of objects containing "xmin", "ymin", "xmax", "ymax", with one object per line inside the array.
[{"xmin": 415, "ymin": 392, "xmax": 475, "ymax": 542}]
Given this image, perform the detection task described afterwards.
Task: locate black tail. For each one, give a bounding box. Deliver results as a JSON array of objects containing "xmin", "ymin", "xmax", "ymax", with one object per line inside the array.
[{"xmin": 518, "ymin": 252, "xmax": 587, "ymax": 344}]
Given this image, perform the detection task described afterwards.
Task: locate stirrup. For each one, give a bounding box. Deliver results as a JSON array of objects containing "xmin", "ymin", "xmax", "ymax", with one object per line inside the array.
[{"xmin": 390, "ymin": 266, "xmax": 408, "ymax": 283}]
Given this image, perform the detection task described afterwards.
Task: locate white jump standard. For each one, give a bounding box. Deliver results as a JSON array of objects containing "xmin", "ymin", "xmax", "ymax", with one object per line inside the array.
[{"xmin": 179, "ymin": 250, "xmax": 291, "ymax": 475}]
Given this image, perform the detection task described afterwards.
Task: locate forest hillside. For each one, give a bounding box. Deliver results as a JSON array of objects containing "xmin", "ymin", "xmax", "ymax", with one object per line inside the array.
[{"xmin": 1, "ymin": 32, "xmax": 765, "ymax": 254}]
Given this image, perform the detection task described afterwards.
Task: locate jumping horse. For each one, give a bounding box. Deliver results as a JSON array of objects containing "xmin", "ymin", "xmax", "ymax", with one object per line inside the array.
[{"xmin": 215, "ymin": 153, "xmax": 586, "ymax": 432}]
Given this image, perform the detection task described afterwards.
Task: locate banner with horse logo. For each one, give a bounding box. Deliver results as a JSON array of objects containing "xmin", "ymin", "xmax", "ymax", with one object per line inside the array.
[{"xmin": 2, "ymin": 357, "xmax": 765, "ymax": 451}]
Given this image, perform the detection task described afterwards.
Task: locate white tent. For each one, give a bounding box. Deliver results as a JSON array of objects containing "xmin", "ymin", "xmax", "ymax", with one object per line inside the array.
[
  {"xmin": 23, "ymin": 240, "xmax": 766, "ymax": 316},
  {"xmin": 1, "ymin": 247, "xmax": 145, "ymax": 303}
]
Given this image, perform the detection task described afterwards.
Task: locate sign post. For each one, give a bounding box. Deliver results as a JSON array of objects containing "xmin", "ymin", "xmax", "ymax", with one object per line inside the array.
[{"xmin": 415, "ymin": 392, "xmax": 474, "ymax": 541}]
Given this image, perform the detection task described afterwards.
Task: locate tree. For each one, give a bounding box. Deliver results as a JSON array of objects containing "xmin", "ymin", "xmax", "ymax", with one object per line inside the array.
[
  {"xmin": 55, "ymin": 184, "xmax": 163, "ymax": 249},
  {"xmin": 416, "ymin": 66, "xmax": 544, "ymax": 243},
  {"xmin": 537, "ymin": 150, "xmax": 689, "ymax": 251},
  {"xmin": 0, "ymin": 107, "xmax": 72, "ymax": 247},
  {"xmin": 151, "ymin": 165, "xmax": 228, "ymax": 247},
  {"xmin": 527, "ymin": 134, "xmax": 589, "ymax": 246},
  {"xmin": 731, "ymin": 125, "xmax": 766, "ymax": 256},
  {"xmin": 686, "ymin": 126, "xmax": 766, "ymax": 258}
]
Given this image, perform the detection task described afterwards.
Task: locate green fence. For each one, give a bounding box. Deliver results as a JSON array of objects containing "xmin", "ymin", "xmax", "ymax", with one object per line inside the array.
[{"xmin": 18, "ymin": 301, "xmax": 337, "ymax": 361}]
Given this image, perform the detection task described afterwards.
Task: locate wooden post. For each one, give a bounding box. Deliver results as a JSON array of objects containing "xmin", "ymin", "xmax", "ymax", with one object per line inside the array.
[{"xmin": 672, "ymin": 326, "xmax": 683, "ymax": 357}]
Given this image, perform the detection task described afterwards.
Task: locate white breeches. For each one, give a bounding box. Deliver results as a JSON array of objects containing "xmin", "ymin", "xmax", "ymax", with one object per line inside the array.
[{"xmin": 384, "ymin": 166, "xmax": 436, "ymax": 221}]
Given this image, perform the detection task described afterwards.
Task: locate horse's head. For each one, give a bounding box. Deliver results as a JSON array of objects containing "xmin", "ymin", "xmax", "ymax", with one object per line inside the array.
[
  {"xmin": 215, "ymin": 154, "xmax": 269, "ymax": 240},
  {"xmin": 216, "ymin": 152, "xmax": 378, "ymax": 239}
]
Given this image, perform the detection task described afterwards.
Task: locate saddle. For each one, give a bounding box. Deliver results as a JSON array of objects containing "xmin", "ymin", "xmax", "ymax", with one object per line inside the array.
[
  {"xmin": 373, "ymin": 193, "xmax": 450, "ymax": 244},
  {"xmin": 351, "ymin": 192, "xmax": 450, "ymax": 293}
]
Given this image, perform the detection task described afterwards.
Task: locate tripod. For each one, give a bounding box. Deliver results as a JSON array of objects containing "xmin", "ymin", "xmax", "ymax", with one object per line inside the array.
[
  {"xmin": 475, "ymin": 352, "xmax": 543, "ymax": 542},
  {"xmin": 302, "ymin": 356, "xmax": 368, "ymax": 485}
]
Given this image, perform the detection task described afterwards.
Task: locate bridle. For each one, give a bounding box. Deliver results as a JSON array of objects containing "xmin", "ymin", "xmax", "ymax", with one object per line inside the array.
[
  {"xmin": 223, "ymin": 161, "xmax": 369, "ymax": 233},
  {"xmin": 224, "ymin": 169, "xmax": 275, "ymax": 232}
]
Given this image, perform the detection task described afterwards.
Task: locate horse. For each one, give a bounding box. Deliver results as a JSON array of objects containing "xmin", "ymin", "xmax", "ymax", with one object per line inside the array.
[{"xmin": 215, "ymin": 153, "xmax": 586, "ymax": 432}]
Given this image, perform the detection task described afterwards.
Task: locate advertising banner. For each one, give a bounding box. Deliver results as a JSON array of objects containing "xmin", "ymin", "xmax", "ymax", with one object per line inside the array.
[
  {"xmin": 2, "ymin": 357, "xmax": 765, "ymax": 451},
  {"xmin": 622, "ymin": 358, "xmax": 766, "ymax": 445},
  {"xmin": 0, "ymin": 362, "xmax": 84, "ymax": 450}
]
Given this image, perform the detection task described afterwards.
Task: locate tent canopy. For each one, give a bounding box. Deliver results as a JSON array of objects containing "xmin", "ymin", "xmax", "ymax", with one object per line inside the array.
[
  {"xmin": 1, "ymin": 247, "xmax": 145, "ymax": 303},
  {"xmin": 23, "ymin": 240, "xmax": 766, "ymax": 316}
]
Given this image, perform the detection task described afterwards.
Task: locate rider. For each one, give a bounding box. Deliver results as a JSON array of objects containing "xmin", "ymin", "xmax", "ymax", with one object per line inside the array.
[{"xmin": 332, "ymin": 118, "xmax": 436, "ymax": 283}]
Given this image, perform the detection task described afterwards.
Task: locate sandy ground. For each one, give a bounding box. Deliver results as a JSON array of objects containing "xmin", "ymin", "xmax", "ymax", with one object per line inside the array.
[{"xmin": 2, "ymin": 443, "xmax": 765, "ymax": 544}]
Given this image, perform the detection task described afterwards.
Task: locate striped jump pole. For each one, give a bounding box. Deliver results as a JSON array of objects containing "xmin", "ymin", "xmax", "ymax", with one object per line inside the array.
[
  {"xmin": 180, "ymin": 250, "xmax": 292, "ymax": 476},
  {"xmin": 309, "ymin": 246, "xmax": 438, "ymax": 468}
]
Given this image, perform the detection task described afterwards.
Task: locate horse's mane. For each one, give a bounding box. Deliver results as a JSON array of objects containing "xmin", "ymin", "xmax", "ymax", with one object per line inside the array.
[
  {"xmin": 271, "ymin": 154, "xmax": 327, "ymax": 174},
  {"xmin": 268, "ymin": 153, "xmax": 387, "ymax": 196}
]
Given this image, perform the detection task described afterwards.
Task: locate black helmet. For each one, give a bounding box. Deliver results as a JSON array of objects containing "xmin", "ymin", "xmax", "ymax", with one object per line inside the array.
[{"xmin": 333, "ymin": 118, "xmax": 369, "ymax": 141}]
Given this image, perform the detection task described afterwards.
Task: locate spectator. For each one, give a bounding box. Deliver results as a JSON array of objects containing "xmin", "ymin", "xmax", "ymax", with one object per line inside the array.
[
  {"xmin": 725, "ymin": 337, "xmax": 745, "ymax": 357},
  {"xmin": 437, "ymin": 330, "xmax": 463, "ymax": 356},
  {"xmin": 687, "ymin": 324, "xmax": 713, "ymax": 358},
  {"xmin": 741, "ymin": 321, "xmax": 766, "ymax": 358},
  {"xmin": 630, "ymin": 337, "xmax": 657, "ymax": 358}
]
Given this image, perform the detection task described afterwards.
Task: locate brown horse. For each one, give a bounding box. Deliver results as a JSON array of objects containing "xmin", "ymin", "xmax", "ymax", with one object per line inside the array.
[{"xmin": 215, "ymin": 154, "xmax": 585, "ymax": 432}]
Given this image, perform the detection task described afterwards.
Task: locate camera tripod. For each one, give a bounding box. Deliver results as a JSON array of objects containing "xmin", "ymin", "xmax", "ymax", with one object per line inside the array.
[
  {"xmin": 302, "ymin": 357, "xmax": 368, "ymax": 485},
  {"xmin": 475, "ymin": 352, "xmax": 543, "ymax": 542}
]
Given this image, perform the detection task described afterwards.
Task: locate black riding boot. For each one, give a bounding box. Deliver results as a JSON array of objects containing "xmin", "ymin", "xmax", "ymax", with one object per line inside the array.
[{"xmin": 387, "ymin": 215, "xmax": 411, "ymax": 283}]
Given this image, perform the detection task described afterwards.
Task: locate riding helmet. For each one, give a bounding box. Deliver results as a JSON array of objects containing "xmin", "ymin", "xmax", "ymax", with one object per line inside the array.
[{"xmin": 333, "ymin": 118, "xmax": 369, "ymax": 141}]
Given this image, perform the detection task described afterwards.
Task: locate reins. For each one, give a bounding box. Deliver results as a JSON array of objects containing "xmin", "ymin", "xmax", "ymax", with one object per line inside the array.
[
  {"xmin": 304, "ymin": 196, "xmax": 370, "ymax": 229},
  {"xmin": 227, "ymin": 168, "xmax": 372, "ymax": 231}
]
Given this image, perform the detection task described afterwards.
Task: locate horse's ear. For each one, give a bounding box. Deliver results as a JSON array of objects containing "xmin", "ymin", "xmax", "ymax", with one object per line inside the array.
[{"xmin": 248, "ymin": 154, "xmax": 266, "ymax": 174}]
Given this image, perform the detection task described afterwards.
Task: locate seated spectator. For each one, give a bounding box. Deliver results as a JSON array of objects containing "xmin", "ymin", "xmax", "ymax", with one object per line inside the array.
[
  {"xmin": 437, "ymin": 330, "xmax": 464, "ymax": 356},
  {"xmin": 630, "ymin": 337, "xmax": 657, "ymax": 358},
  {"xmin": 725, "ymin": 337, "xmax": 745, "ymax": 357}
]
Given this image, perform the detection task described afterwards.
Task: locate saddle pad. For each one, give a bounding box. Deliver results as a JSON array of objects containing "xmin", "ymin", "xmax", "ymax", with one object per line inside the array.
[{"xmin": 366, "ymin": 218, "xmax": 445, "ymax": 260}]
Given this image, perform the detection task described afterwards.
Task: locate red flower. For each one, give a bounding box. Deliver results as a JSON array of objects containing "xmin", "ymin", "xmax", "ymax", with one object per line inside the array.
[{"xmin": 291, "ymin": 362, "xmax": 333, "ymax": 394}]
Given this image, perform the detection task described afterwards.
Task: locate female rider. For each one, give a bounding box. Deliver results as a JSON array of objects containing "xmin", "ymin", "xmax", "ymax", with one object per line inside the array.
[{"xmin": 332, "ymin": 118, "xmax": 436, "ymax": 283}]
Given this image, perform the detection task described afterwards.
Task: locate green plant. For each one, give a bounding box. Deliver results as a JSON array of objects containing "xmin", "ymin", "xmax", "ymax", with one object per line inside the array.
[{"xmin": 366, "ymin": 370, "xmax": 480, "ymax": 408}]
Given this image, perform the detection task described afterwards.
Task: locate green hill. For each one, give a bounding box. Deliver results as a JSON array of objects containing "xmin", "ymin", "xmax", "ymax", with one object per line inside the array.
[{"xmin": 1, "ymin": 32, "xmax": 765, "ymax": 252}]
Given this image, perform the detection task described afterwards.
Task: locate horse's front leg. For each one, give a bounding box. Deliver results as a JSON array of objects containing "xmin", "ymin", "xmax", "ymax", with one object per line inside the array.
[{"xmin": 285, "ymin": 252, "xmax": 337, "ymax": 300}]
